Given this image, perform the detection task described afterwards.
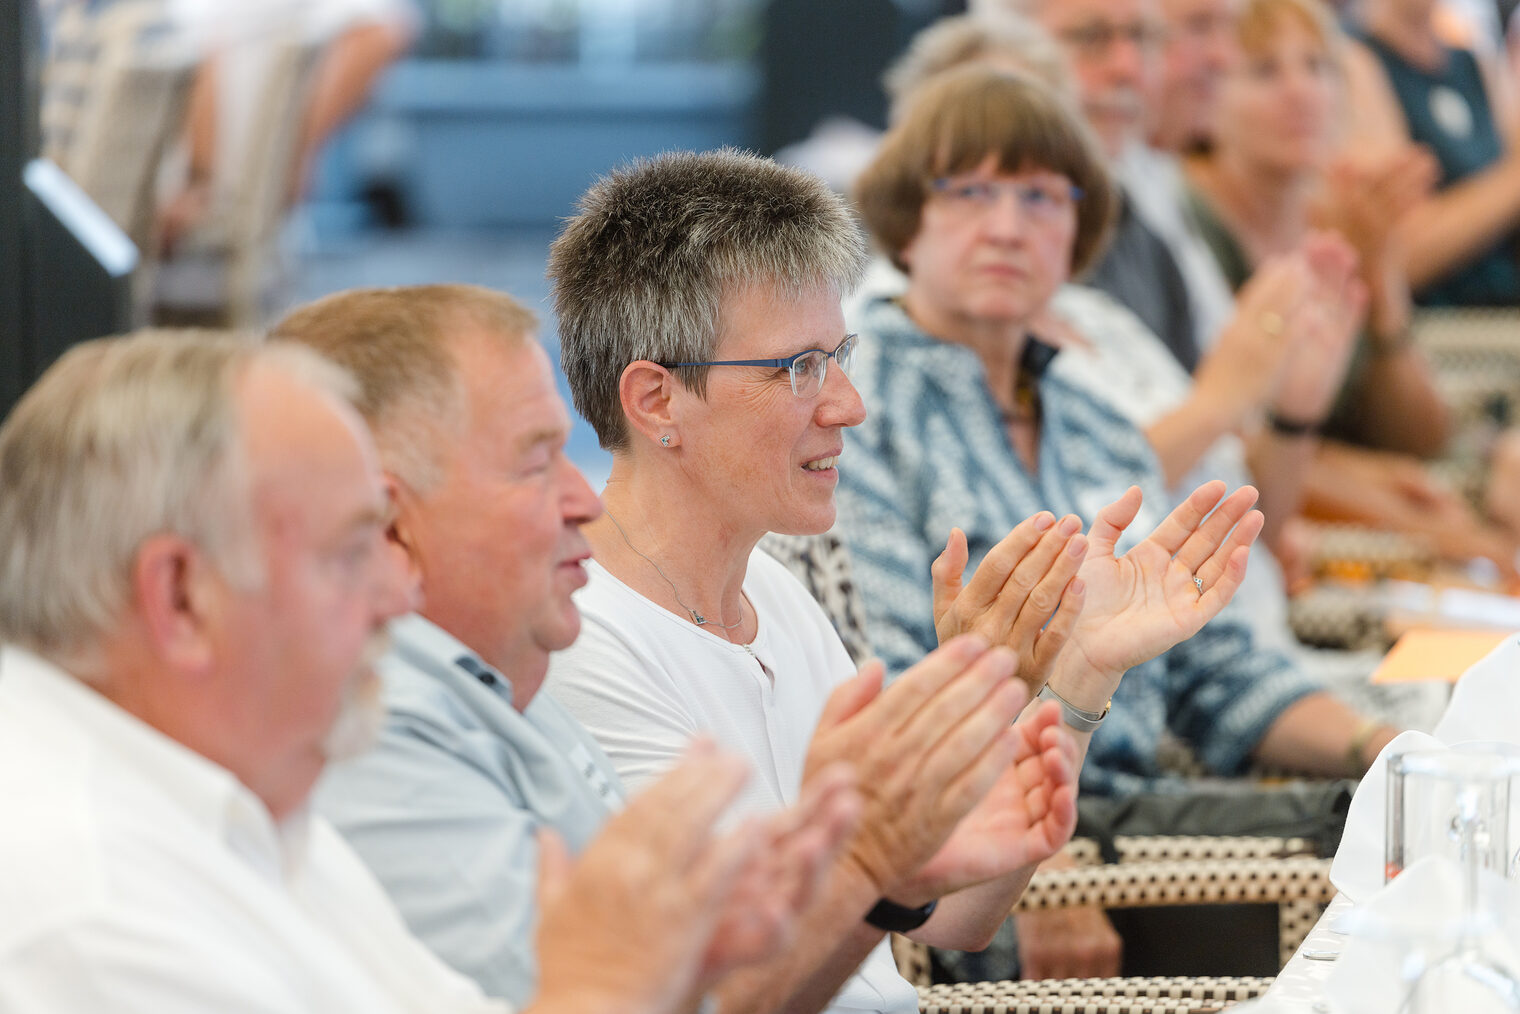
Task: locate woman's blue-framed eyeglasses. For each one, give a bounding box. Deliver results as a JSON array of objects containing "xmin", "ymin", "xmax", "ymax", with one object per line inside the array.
[{"xmin": 660, "ymin": 333, "xmax": 859, "ymax": 399}]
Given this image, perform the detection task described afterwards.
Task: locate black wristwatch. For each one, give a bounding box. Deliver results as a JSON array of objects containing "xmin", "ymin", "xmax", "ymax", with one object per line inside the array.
[
  {"xmin": 1266, "ymin": 409, "xmax": 1320, "ymax": 438},
  {"xmin": 864, "ymin": 897, "xmax": 938, "ymax": 933}
]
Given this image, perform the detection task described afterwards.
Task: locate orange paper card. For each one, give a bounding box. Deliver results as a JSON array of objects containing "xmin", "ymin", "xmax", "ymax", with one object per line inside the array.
[{"xmin": 1370, "ymin": 629, "xmax": 1511, "ymax": 684}]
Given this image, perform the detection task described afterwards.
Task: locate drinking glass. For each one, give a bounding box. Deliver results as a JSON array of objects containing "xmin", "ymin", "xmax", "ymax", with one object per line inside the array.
[{"xmin": 1385, "ymin": 747, "xmax": 1520, "ymax": 1013}]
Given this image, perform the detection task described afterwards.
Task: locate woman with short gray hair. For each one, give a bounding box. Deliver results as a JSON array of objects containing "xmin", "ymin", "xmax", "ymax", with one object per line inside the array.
[{"xmin": 544, "ymin": 146, "xmax": 1260, "ymax": 1014}]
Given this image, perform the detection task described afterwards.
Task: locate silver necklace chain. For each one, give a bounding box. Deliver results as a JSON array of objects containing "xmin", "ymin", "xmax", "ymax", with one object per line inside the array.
[{"xmin": 603, "ymin": 509, "xmax": 745, "ymax": 630}]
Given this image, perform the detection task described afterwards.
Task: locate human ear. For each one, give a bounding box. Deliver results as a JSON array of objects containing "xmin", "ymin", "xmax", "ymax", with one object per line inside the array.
[
  {"xmin": 618, "ymin": 361, "xmax": 680, "ymax": 450},
  {"xmin": 132, "ymin": 534, "xmax": 218, "ymax": 675},
  {"xmin": 384, "ymin": 474, "xmax": 427, "ymax": 605}
]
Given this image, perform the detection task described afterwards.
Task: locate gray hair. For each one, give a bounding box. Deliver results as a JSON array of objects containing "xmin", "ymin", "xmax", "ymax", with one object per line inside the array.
[
  {"xmin": 547, "ymin": 147, "xmax": 868, "ymax": 452},
  {"xmin": 885, "ymin": 12, "xmax": 1074, "ymax": 123},
  {"xmin": 0, "ymin": 330, "xmax": 355, "ymax": 673}
]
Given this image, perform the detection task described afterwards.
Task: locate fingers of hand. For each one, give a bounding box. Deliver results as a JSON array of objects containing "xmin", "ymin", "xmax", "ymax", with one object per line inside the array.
[
  {"xmin": 1040, "ymin": 783, "xmax": 1079, "ymax": 851},
  {"xmin": 870, "ymin": 635, "xmax": 992, "ymax": 737},
  {"xmin": 1191, "ymin": 506, "xmax": 1264, "ymax": 591},
  {"xmin": 1087, "ymin": 486, "xmax": 1143, "ymax": 554},
  {"xmin": 969, "ymin": 512, "xmax": 1059, "ymax": 602},
  {"xmin": 992, "ymin": 518, "xmax": 1084, "ymax": 647},
  {"xmin": 813, "ymin": 660, "xmax": 886, "ymax": 737},
  {"xmin": 902, "ymin": 647, "xmax": 1021, "ymax": 758},
  {"xmin": 931, "ymin": 527, "xmax": 970, "ymax": 621},
  {"xmin": 1300, "ymin": 230, "xmax": 1358, "ymax": 281},
  {"xmin": 1197, "ymin": 540, "xmax": 1257, "ymax": 617},
  {"xmin": 1171, "ymin": 484, "xmax": 1259, "ymax": 574},
  {"xmin": 1029, "ymin": 572, "xmax": 1085, "ymax": 679},
  {"xmin": 927, "ymin": 689, "xmax": 1028, "ymax": 819},
  {"xmin": 793, "ymin": 763, "xmax": 863, "ymax": 858},
  {"xmin": 1145, "ymin": 479, "xmax": 1229, "ymax": 557},
  {"xmin": 693, "ymin": 820, "xmax": 773, "ymax": 927}
]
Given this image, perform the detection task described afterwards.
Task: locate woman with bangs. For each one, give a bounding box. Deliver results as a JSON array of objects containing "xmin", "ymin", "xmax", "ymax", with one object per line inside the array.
[
  {"xmin": 840, "ymin": 64, "xmax": 1398, "ymax": 802},
  {"xmin": 1186, "ymin": 0, "xmax": 1520, "ymax": 573}
]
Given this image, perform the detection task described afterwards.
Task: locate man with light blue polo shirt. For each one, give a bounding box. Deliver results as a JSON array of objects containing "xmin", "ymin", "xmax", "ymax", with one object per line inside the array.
[
  {"xmin": 316, "ymin": 615, "xmax": 625, "ymax": 1000},
  {"xmin": 277, "ymin": 286, "xmax": 633, "ymax": 1004}
]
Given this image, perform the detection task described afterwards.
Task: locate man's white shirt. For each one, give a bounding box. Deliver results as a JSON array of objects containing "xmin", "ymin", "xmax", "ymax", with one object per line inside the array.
[{"xmin": 0, "ymin": 645, "xmax": 506, "ymax": 1014}]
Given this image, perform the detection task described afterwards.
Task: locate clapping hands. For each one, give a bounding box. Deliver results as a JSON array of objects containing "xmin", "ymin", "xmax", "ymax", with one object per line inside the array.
[
  {"xmin": 1052, "ymin": 481, "xmax": 1264, "ymax": 706},
  {"xmin": 932, "ymin": 511, "xmax": 1087, "ymax": 696}
]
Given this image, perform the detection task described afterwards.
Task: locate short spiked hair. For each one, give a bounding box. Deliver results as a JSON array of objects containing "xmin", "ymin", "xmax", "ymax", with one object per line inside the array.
[{"xmin": 548, "ymin": 148, "xmax": 867, "ymax": 451}]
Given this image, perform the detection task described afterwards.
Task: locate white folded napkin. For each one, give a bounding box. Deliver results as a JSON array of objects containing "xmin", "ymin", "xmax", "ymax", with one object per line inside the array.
[
  {"xmin": 1325, "ymin": 857, "xmax": 1520, "ymax": 1014},
  {"xmin": 1434, "ymin": 636, "xmax": 1520, "ymax": 744},
  {"xmin": 1332, "ymin": 635, "xmax": 1520, "ymax": 902}
]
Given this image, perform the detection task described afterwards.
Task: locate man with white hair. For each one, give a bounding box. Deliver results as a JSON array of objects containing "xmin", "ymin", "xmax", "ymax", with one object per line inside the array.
[{"xmin": 0, "ymin": 330, "xmax": 841, "ymax": 1013}]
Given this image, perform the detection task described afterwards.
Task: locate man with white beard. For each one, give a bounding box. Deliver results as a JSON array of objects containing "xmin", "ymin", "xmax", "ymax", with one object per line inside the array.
[{"xmin": 0, "ymin": 330, "xmax": 849, "ymax": 1014}]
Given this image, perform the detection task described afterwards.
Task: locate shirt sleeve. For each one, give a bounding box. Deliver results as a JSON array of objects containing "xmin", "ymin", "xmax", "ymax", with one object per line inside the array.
[
  {"xmin": 314, "ymin": 711, "xmax": 545, "ymax": 1007},
  {"xmin": 1161, "ymin": 618, "xmax": 1323, "ymax": 776}
]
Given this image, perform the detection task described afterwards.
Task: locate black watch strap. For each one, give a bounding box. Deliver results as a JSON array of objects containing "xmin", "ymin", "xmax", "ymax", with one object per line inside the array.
[
  {"xmin": 1266, "ymin": 409, "xmax": 1320, "ymax": 438},
  {"xmin": 864, "ymin": 897, "xmax": 938, "ymax": 933}
]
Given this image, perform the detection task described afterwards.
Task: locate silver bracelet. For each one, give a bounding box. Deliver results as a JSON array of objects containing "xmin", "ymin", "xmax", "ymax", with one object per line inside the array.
[{"xmin": 1037, "ymin": 682, "xmax": 1111, "ymax": 733}]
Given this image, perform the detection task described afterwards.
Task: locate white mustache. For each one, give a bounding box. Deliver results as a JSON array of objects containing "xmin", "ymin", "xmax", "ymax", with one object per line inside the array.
[
  {"xmin": 1087, "ymin": 88, "xmax": 1145, "ymax": 118},
  {"xmin": 320, "ymin": 630, "xmax": 392, "ymax": 762}
]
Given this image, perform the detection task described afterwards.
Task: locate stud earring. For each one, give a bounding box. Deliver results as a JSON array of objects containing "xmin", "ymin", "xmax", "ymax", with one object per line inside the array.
[{"xmin": 660, "ymin": 435, "xmax": 672, "ymax": 447}]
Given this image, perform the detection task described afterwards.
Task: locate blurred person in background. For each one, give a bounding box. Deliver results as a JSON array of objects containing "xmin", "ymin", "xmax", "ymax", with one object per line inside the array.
[
  {"xmin": 975, "ymin": 0, "xmax": 1374, "ymax": 573},
  {"xmin": 1186, "ymin": 0, "xmax": 1520, "ymax": 573},
  {"xmin": 151, "ymin": 0, "xmax": 415, "ymax": 324},
  {"xmin": 873, "ymin": 11, "xmax": 1359, "ymax": 632},
  {"xmin": 0, "ymin": 330, "xmax": 826, "ymax": 1014},
  {"xmin": 1342, "ymin": 0, "xmax": 1520, "ymax": 306},
  {"xmin": 37, "ymin": 0, "xmax": 414, "ymax": 326},
  {"xmin": 1152, "ymin": 0, "xmax": 1244, "ymax": 153},
  {"xmin": 844, "ymin": 65, "xmax": 1400, "ymax": 978},
  {"xmin": 156, "ymin": 0, "xmax": 415, "ymax": 249}
]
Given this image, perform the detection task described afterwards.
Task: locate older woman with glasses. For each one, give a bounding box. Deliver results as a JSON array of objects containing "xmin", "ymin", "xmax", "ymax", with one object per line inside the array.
[
  {"xmin": 542, "ymin": 147, "xmax": 1259, "ymax": 1013},
  {"xmin": 841, "ymin": 64, "xmax": 1397, "ymax": 800}
]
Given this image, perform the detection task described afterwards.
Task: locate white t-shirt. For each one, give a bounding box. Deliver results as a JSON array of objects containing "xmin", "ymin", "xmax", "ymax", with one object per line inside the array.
[
  {"xmin": 0, "ymin": 646, "xmax": 506, "ymax": 1014},
  {"xmin": 546, "ymin": 549, "xmax": 918, "ymax": 1014}
]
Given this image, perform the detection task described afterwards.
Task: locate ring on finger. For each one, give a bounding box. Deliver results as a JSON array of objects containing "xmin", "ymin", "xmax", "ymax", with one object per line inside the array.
[{"xmin": 1193, "ymin": 575, "xmax": 1205, "ymax": 596}]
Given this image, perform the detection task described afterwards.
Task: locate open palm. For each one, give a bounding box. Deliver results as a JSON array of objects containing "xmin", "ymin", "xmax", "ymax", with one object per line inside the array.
[
  {"xmin": 901, "ymin": 702, "xmax": 1078, "ymax": 898},
  {"xmin": 1067, "ymin": 481, "xmax": 1263, "ymax": 680}
]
